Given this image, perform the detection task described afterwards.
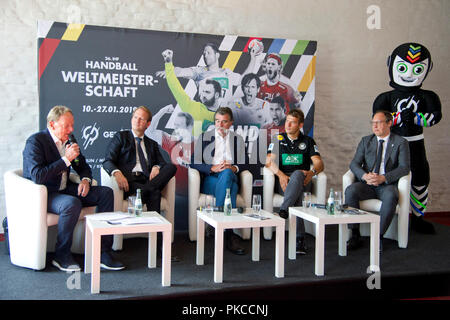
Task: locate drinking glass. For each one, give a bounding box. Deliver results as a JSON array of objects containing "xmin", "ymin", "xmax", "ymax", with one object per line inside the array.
[
  {"xmin": 302, "ymin": 192, "xmax": 312, "ymax": 208},
  {"xmin": 334, "ymin": 191, "xmax": 343, "ymax": 211},
  {"xmin": 127, "ymin": 196, "xmax": 136, "ymax": 215},
  {"xmin": 252, "ymin": 194, "xmax": 262, "ymax": 215},
  {"xmin": 204, "ymin": 195, "xmax": 215, "ymax": 215}
]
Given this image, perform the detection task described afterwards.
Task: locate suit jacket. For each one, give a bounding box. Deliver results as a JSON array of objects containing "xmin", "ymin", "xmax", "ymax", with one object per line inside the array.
[
  {"xmin": 22, "ymin": 129, "xmax": 92, "ymax": 193},
  {"xmin": 190, "ymin": 129, "xmax": 248, "ymax": 177},
  {"xmin": 350, "ymin": 132, "xmax": 410, "ymax": 185},
  {"xmin": 102, "ymin": 130, "xmax": 167, "ymax": 181}
]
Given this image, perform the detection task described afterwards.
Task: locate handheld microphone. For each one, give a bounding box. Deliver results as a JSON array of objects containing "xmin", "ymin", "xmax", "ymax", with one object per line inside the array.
[{"xmin": 68, "ymin": 134, "xmax": 80, "ymax": 165}]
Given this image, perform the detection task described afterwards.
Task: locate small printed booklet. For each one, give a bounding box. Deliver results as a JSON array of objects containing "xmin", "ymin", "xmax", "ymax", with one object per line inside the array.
[
  {"xmin": 243, "ymin": 214, "xmax": 270, "ymax": 220},
  {"xmin": 343, "ymin": 209, "xmax": 367, "ymax": 215}
]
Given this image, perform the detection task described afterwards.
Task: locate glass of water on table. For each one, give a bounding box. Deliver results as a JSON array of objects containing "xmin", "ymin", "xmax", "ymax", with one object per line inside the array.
[
  {"xmin": 334, "ymin": 191, "xmax": 343, "ymax": 212},
  {"xmin": 252, "ymin": 194, "xmax": 261, "ymax": 216},
  {"xmin": 127, "ymin": 196, "xmax": 136, "ymax": 215},
  {"xmin": 303, "ymin": 192, "xmax": 312, "ymax": 208},
  {"xmin": 204, "ymin": 195, "xmax": 215, "ymax": 215}
]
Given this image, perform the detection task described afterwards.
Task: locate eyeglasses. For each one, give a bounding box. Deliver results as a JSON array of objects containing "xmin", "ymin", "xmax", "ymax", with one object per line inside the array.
[{"xmin": 370, "ymin": 120, "xmax": 388, "ymax": 126}]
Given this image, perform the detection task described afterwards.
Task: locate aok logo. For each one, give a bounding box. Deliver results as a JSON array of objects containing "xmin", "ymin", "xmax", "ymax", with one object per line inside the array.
[{"xmin": 81, "ymin": 123, "xmax": 99, "ymax": 150}]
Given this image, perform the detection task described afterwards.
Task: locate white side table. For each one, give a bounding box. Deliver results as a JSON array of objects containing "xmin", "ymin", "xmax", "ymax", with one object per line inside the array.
[
  {"xmin": 289, "ymin": 206, "xmax": 380, "ymax": 276},
  {"xmin": 196, "ymin": 209, "xmax": 285, "ymax": 283},
  {"xmin": 85, "ymin": 211, "xmax": 172, "ymax": 294}
]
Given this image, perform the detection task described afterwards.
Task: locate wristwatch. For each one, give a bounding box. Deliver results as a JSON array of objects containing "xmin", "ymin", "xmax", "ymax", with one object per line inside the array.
[
  {"xmin": 311, "ymin": 168, "xmax": 317, "ymax": 176},
  {"xmin": 82, "ymin": 177, "xmax": 92, "ymax": 185}
]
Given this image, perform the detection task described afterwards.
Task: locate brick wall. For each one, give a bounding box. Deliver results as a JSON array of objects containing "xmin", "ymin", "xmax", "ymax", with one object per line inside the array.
[{"xmin": 1, "ymin": 0, "xmax": 449, "ymax": 231}]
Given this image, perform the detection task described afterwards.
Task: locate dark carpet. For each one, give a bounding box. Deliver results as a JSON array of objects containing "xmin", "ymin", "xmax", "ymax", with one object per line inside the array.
[{"xmin": 1, "ymin": 221, "xmax": 449, "ymax": 301}]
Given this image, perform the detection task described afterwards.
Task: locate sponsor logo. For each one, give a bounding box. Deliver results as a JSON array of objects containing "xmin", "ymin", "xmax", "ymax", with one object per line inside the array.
[{"xmin": 81, "ymin": 123, "xmax": 99, "ymax": 150}]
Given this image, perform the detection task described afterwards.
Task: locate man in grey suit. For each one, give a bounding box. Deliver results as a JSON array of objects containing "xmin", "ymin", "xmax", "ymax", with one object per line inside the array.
[{"xmin": 345, "ymin": 110, "xmax": 410, "ymax": 250}]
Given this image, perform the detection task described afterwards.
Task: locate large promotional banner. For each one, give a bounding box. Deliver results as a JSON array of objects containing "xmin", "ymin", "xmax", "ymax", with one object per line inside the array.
[{"xmin": 38, "ymin": 20, "xmax": 316, "ymax": 230}]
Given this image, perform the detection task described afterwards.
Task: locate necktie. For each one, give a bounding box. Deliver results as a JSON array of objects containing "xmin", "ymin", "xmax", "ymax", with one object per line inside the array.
[
  {"xmin": 57, "ymin": 141, "xmax": 68, "ymax": 190},
  {"xmin": 135, "ymin": 137, "xmax": 149, "ymax": 177},
  {"xmin": 373, "ymin": 139, "xmax": 384, "ymax": 174}
]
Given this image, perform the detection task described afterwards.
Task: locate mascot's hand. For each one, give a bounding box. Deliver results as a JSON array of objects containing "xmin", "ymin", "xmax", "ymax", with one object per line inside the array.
[{"xmin": 401, "ymin": 108, "xmax": 414, "ymax": 123}]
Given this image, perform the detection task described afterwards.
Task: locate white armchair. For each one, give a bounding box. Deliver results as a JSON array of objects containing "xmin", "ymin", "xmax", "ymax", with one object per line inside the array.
[
  {"xmin": 188, "ymin": 167, "xmax": 253, "ymax": 241},
  {"xmin": 342, "ymin": 169, "xmax": 411, "ymax": 248},
  {"xmin": 262, "ymin": 166, "xmax": 327, "ymax": 240},
  {"xmin": 4, "ymin": 169, "xmax": 97, "ymax": 270},
  {"xmin": 100, "ymin": 167, "xmax": 176, "ymax": 249}
]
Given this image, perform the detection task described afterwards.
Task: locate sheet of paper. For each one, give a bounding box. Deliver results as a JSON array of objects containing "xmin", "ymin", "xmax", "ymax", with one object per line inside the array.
[
  {"xmin": 121, "ymin": 217, "xmax": 162, "ymax": 225},
  {"xmin": 243, "ymin": 214, "xmax": 270, "ymax": 221},
  {"xmin": 107, "ymin": 216, "xmax": 163, "ymax": 225},
  {"xmin": 88, "ymin": 212, "xmax": 130, "ymax": 221}
]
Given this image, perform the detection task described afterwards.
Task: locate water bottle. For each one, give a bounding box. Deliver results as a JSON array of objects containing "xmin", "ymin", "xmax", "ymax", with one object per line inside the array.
[
  {"xmin": 135, "ymin": 189, "xmax": 143, "ymax": 216},
  {"xmin": 327, "ymin": 188, "xmax": 335, "ymax": 215},
  {"xmin": 224, "ymin": 188, "xmax": 232, "ymax": 216}
]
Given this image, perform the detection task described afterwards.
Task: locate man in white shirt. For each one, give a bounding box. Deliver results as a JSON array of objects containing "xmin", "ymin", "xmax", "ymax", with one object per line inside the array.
[
  {"xmin": 190, "ymin": 107, "xmax": 248, "ymax": 255},
  {"xmin": 345, "ymin": 110, "xmax": 410, "ymax": 251}
]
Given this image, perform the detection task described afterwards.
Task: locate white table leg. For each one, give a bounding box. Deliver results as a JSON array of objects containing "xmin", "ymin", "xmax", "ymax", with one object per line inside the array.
[
  {"xmin": 338, "ymin": 223, "xmax": 347, "ymax": 256},
  {"xmin": 275, "ymin": 224, "xmax": 285, "ymax": 278},
  {"xmin": 370, "ymin": 220, "xmax": 380, "ymax": 272},
  {"xmin": 315, "ymin": 222, "xmax": 325, "ymax": 276},
  {"xmin": 148, "ymin": 232, "xmax": 157, "ymax": 268},
  {"xmin": 196, "ymin": 216, "xmax": 205, "ymax": 265},
  {"xmin": 91, "ymin": 231, "xmax": 101, "ymax": 294},
  {"xmin": 161, "ymin": 229, "xmax": 171, "ymax": 287},
  {"xmin": 252, "ymin": 227, "xmax": 260, "ymax": 261},
  {"xmin": 288, "ymin": 212, "xmax": 297, "ymax": 260},
  {"xmin": 214, "ymin": 227, "xmax": 224, "ymax": 283},
  {"xmin": 84, "ymin": 223, "xmax": 92, "ymax": 274}
]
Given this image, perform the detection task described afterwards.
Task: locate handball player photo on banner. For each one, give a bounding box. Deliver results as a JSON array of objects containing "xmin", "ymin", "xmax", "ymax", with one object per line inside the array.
[{"xmin": 38, "ymin": 20, "xmax": 317, "ymax": 229}]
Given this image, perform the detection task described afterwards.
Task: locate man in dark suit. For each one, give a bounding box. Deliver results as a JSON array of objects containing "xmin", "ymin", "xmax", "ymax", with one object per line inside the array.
[
  {"xmin": 345, "ymin": 110, "xmax": 410, "ymax": 250},
  {"xmin": 103, "ymin": 106, "xmax": 177, "ymax": 215},
  {"xmin": 23, "ymin": 106, "xmax": 123, "ymax": 272},
  {"xmin": 191, "ymin": 107, "xmax": 248, "ymax": 255}
]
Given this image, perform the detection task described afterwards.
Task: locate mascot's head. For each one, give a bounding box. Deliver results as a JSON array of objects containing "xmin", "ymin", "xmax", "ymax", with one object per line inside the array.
[{"xmin": 387, "ymin": 43, "xmax": 432, "ymax": 90}]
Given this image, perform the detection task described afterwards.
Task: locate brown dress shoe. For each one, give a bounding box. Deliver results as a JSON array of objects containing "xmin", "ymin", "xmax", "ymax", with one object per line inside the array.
[{"xmin": 226, "ymin": 234, "xmax": 246, "ymax": 255}]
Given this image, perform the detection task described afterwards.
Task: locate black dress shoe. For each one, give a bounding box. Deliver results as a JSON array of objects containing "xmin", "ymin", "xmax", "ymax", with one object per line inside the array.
[
  {"xmin": 411, "ymin": 214, "xmax": 436, "ymax": 234},
  {"xmin": 226, "ymin": 234, "xmax": 246, "ymax": 255},
  {"xmin": 347, "ymin": 234, "xmax": 363, "ymax": 250},
  {"xmin": 278, "ymin": 209, "xmax": 288, "ymax": 219},
  {"xmin": 296, "ymin": 238, "xmax": 307, "ymax": 255}
]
